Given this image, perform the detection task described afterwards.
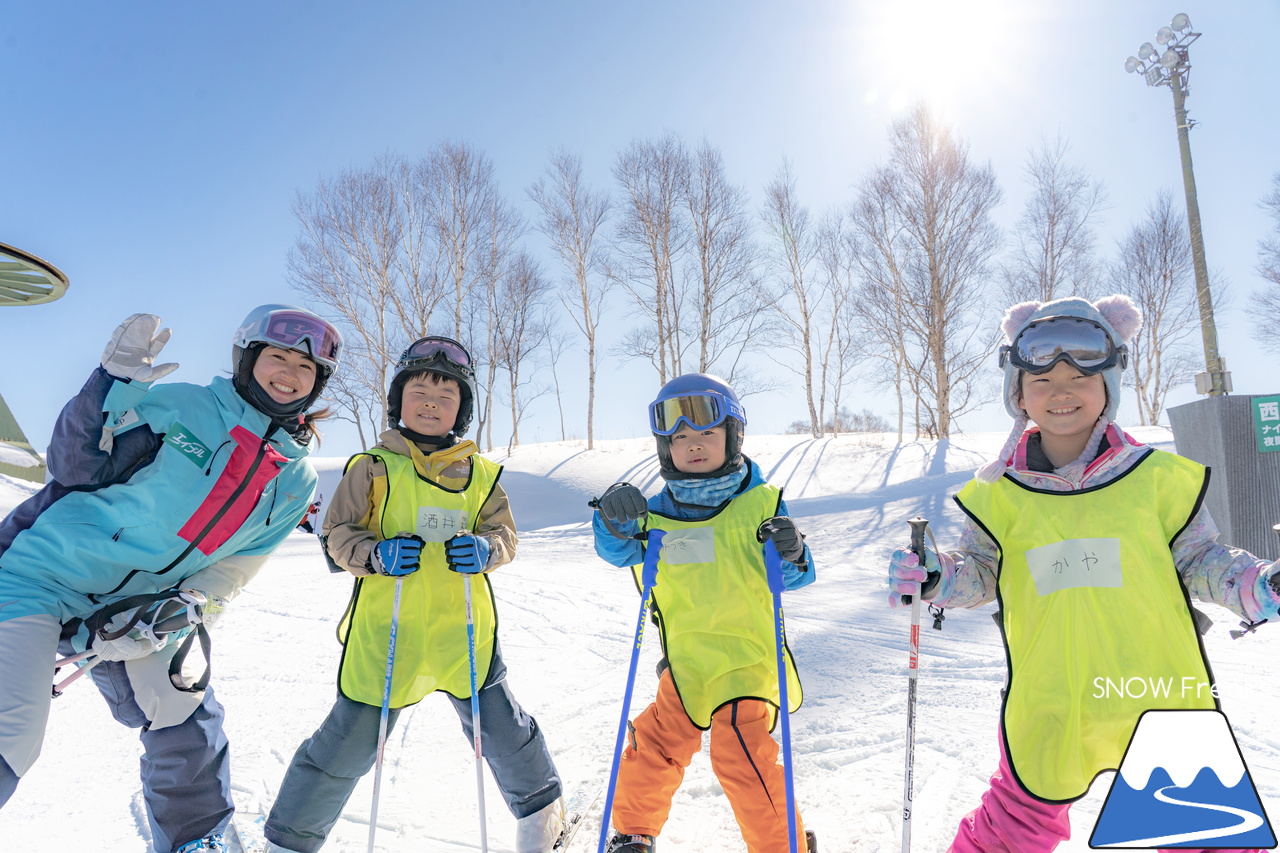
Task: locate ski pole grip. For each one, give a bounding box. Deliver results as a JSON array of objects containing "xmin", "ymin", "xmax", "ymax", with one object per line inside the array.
[
  {"xmin": 641, "ymin": 529, "xmax": 665, "ymax": 589},
  {"xmin": 908, "ymin": 517, "xmax": 929, "ymax": 569}
]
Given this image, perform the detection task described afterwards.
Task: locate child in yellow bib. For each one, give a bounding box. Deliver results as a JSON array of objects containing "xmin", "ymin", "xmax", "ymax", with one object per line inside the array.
[
  {"xmin": 886, "ymin": 295, "xmax": 1280, "ymax": 853},
  {"xmin": 264, "ymin": 337, "xmax": 565, "ymax": 853},
  {"xmin": 593, "ymin": 374, "xmax": 816, "ymax": 853}
]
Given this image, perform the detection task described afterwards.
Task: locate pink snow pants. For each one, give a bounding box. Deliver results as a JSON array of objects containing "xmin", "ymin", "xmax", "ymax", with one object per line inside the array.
[{"xmin": 948, "ymin": 728, "xmax": 1262, "ymax": 853}]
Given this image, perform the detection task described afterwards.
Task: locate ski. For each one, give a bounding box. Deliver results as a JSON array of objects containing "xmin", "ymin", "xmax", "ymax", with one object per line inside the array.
[
  {"xmin": 553, "ymin": 778, "xmax": 606, "ymax": 852},
  {"xmin": 225, "ymin": 814, "xmax": 270, "ymax": 853}
]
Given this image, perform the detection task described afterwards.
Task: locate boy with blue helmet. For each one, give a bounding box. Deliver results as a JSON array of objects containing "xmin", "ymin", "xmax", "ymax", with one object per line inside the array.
[{"xmin": 593, "ymin": 373, "xmax": 817, "ymax": 853}]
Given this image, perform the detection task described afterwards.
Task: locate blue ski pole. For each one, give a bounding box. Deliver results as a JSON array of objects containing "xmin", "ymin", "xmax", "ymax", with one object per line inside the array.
[
  {"xmin": 764, "ymin": 539, "xmax": 800, "ymax": 853},
  {"xmin": 596, "ymin": 527, "xmax": 665, "ymax": 853},
  {"xmin": 465, "ymin": 571, "xmax": 489, "ymax": 853},
  {"xmin": 368, "ymin": 576, "xmax": 403, "ymax": 853}
]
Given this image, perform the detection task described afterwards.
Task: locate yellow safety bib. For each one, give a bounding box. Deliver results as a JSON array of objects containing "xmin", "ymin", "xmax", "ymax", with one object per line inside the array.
[
  {"xmin": 639, "ymin": 482, "xmax": 803, "ymax": 730},
  {"xmin": 338, "ymin": 449, "xmax": 501, "ymax": 707},
  {"xmin": 955, "ymin": 449, "xmax": 1215, "ymax": 802}
]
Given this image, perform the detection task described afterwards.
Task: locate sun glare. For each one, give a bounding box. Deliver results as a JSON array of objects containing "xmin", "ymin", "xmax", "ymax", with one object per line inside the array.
[{"xmin": 854, "ymin": 0, "xmax": 1035, "ymax": 122}]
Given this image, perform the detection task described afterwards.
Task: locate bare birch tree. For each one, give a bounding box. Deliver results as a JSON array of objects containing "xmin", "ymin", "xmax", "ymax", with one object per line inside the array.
[
  {"xmin": 1002, "ymin": 134, "xmax": 1108, "ymax": 305},
  {"xmin": 1111, "ymin": 191, "xmax": 1200, "ymax": 425},
  {"xmin": 814, "ymin": 210, "xmax": 862, "ymax": 436},
  {"xmin": 612, "ymin": 133, "xmax": 690, "ymax": 381},
  {"xmin": 288, "ymin": 153, "xmax": 451, "ymax": 439},
  {"xmin": 849, "ymin": 105, "xmax": 1002, "ymax": 439},
  {"xmin": 1249, "ymin": 173, "xmax": 1280, "ymax": 354},
  {"xmin": 492, "ymin": 251, "xmax": 553, "ymax": 448},
  {"xmin": 683, "ymin": 141, "xmax": 768, "ymax": 385},
  {"xmin": 760, "ymin": 161, "xmax": 824, "ymax": 438},
  {"xmin": 528, "ymin": 149, "xmax": 611, "ymax": 448}
]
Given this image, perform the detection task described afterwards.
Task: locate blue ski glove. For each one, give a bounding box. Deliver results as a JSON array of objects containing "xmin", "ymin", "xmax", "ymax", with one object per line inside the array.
[
  {"xmin": 757, "ymin": 516, "xmax": 806, "ymax": 564},
  {"xmin": 888, "ymin": 547, "xmax": 955, "ymax": 608},
  {"xmin": 597, "ymin": 482, "xmax": 647, "ymax": 523},
  {"xmin": 372, "ymin": 534, "xmax": 425, "ymax": 577},
  {"xmin": 444, "ymin": 533, "xmax": 491, "ymax": 574}
]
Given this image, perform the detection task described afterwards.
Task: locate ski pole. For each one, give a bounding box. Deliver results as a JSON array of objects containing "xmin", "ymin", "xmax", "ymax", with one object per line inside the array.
[
  {"xmin": 901, "ymin": 516, "xmax": 929, "ymax": 853},
  {"xmin": 52, "ymin": 654, "xmax": 103, "ymax": 696},
  {"xmin": 596, "ymin": 528, "xmax": 665, "ymax": 853},
  {"xmin": 368, "ymin": 576, "xmax": 403, "ymax": 853},
  {"xmin": 764, "ymin": 539, "xmax": 799, "ymax": 853},
  {"xmin": 464, "ymin": 571, "xmax": 489, "ymax": 853}
]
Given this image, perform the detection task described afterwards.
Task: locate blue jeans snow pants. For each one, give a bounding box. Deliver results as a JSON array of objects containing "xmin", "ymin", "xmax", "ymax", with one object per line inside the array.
[{"xmin": 264, "ymin": 643, "xmax": 561, "ymax": 853}]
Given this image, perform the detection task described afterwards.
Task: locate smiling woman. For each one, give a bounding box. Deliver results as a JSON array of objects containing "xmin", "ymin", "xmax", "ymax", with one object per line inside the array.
[{"xmin": 853, "ymin": 0, "xmax": 1035, "ymax": 116}]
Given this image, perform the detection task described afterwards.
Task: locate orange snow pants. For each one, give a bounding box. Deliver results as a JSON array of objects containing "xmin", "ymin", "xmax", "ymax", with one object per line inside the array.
[{"xmin": 611, "ymin": 670, "xmax": 805, "ymax": 853}]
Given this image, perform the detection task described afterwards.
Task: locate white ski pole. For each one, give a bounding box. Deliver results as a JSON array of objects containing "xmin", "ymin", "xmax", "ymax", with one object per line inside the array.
[
  {"xmin": 901, "ymin": 516, "xmax": 929, "ymax": 853},
  {"xmin": 464, "ymin": 570, "xmax": 489, "ymax": 853},
  {"xmin": 368, "ymin": 576, "xmax": 403, "ymax": 853}
]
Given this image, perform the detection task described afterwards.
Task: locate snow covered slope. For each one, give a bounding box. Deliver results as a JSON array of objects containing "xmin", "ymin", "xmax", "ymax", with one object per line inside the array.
[{"xmin": 2, "ymin": 429, "xmax": 1276, "ymax": 852}]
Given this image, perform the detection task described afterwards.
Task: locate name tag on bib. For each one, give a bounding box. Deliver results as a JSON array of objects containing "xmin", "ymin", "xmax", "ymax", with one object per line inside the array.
[
  {"xmin": 416, "ymin": 507, "xmax": 471, "ymax": 543},
  {"xmin": 660, "ymin": 528, "xmax": 717, "ymax": 565},
  {"xmin": 1025, "ymin": 537, "xmax": 1123, "ymax": 595}
]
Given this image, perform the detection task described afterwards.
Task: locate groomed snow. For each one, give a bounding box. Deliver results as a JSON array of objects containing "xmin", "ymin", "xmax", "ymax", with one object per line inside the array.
[{"xmin": 1, "ymin": 429, "xmax": 1276, "ymax": 852}]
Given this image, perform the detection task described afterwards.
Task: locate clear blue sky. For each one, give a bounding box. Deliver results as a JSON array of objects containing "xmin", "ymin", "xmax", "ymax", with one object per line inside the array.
[{"xmin": 4, "ymin": 0, "xmax": 1278, "ymax": 458}]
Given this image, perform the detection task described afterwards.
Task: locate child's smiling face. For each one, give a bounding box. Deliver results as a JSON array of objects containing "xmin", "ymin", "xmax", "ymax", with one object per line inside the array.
[
  {"xmin": 400, "ymin": 372, "xmax": 461, "ymax": 436},
  {"xmin": 1019, "ymin": 361, "xmax": 1107, "ymax": 460},
  {"xmin": 669, "ymin": 425, "xmax": 728, "ymax": 474}
]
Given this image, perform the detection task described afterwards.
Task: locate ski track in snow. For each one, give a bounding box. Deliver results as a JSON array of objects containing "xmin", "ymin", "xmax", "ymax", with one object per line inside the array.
[{"xmin": 1, "ymin": 429, "xmax": 1276, "ymax": 852}]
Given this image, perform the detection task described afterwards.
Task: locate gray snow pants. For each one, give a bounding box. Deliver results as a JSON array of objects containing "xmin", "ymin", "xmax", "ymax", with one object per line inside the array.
[
  {"xmin": 0, "ymin": 614, "xmax": 232, "ymax": 853},
  {"xmin": 264, "ymin": 643, "xmax": 561, "ymax": 853}
]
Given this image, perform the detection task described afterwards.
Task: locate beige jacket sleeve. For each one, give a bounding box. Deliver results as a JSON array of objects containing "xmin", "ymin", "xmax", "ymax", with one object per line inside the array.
[
  {"xmin": 475, "ymin": 481, "xmax": 517, "ymax": 571},
  {"xmin": 321, "ymin": 454, "xmax": 382, "ymax": 577}
]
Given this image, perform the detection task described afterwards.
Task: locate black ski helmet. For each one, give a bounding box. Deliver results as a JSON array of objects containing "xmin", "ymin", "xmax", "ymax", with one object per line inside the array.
[
  {"xmin": 230, "ymin": 303, "xmax": 342, "ymax": 414},
  {"xmin": 649, "ymin": 373, "xmax": 747, "ymax": 480},
  {"xmin": 386, "ymin": 336, "xmax": 477, "ymax": 438}
]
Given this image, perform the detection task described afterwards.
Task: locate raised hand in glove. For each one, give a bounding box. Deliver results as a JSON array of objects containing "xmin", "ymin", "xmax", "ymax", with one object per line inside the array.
[
  {"xmin": 372, "ymin": 534, "xmax": 425, "ymax": 577},
  {"xmin": 597, "ymin": 482, "xmax": 647, "ymax": 524},
  {"xmin": 101, "ymin": 313, "xmax": 179, "ymax": 383},
  {"xmin": 757, "ymin": 516, "xmax": 806, "ymax": 563},
  {"xmin": 444, "ymin": 533, "xmax": 491, "ymax": 574},
  {"xmin": 887, "ymin": 548, "xmax": 955, "ymax": 608},
  {"xmin": 91, "ymin": 589, "xmax": 207, "ymax": 661}
]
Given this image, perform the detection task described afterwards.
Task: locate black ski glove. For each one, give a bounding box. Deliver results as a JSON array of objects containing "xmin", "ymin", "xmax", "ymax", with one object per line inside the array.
[
  {"xmin": 598, "ymin": 482, "xmax": 647, "ymax": 523},
  {"xmin": 757, "ymin": 516, "xmax": 806, "ymax": 563}
]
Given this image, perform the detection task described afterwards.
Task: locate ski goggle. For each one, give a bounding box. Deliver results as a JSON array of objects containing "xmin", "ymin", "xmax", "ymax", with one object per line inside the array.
[
  {"xmin": 649, "ymin": 391, "xmax": 747, "ymax": 436},
  {"xmin": 999, "ymin": 316, "xmax": 1127, "ymax": 375},
  {"xmin": 238, "ymin": 310, "xmax": 343, "ymax": 370},
  {"xmin": 396, "ymin": 336, "xmax": 474, "ymax": 379}
]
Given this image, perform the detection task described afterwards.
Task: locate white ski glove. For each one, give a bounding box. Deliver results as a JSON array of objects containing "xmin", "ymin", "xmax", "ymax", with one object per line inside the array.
[
  {"xmin": 101, "ymin": 313, "xmax": 179, "ymax": 383},
  {"xmin": 90, "ymin": 590, "xmax": 207, "ymax": 662}
]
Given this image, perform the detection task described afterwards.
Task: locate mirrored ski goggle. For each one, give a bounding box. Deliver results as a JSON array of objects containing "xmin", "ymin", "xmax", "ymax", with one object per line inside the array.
[
  {"xmin": 999, "ymin": 316, "xmax": 1126, "ymax": 375},
  {"xmin": 649, "ymin": 392, "xmax": 746, "ymax": 436},
  {"xmin": 243, "ymin": 310, "xmax": 343, "ymax": 370},
  {"xmin": 397, "ymin": 336, "xmax": 474, "ymax": 377}
]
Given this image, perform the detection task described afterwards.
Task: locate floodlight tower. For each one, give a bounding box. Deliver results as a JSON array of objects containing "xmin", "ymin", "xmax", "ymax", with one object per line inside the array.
[
  {"xmin": 0, "ymin": 242, "xmax": 69, "ymax": 482},
  {"xmin": 1125, "ymin": 13, "xmax": 1230, "ymax": 396}
]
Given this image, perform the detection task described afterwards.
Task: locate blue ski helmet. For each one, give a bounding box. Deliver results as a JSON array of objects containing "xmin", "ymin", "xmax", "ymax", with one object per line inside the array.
[{"xmin": 649, "ymin": 373, "xmax": 746, "ymax": 480}]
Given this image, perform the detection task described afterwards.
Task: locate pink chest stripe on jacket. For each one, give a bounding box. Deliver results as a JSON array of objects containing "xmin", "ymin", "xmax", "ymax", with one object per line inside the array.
[{"xmin": 177, "ymin": 425, "xmax": 288, "ymax": 555}]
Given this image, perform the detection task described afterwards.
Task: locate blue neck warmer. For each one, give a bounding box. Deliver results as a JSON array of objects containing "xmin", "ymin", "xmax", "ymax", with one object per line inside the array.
[{"xmin": 666, "ymin": 464, "xmax": 748, "ymax": 508}]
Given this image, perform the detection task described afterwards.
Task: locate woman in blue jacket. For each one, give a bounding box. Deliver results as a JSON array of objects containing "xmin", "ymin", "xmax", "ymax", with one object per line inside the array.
[{"xmin": 0, "ymin": 305, "xmax": 341, "ymax": 853}]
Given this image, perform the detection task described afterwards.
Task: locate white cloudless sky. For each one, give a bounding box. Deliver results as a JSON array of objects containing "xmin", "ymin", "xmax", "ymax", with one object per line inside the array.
[{"xmin": 3, "ymin": 0, "xmax": 1278, "ymax": 458}]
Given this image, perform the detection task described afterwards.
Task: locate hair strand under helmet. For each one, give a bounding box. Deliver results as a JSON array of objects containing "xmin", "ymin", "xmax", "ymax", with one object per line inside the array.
[
  {"xmin": 386, "ymin": 336, "xmax": 477, "ymax": 438},
  {"xmin": 649, "ymin": 373, "xmax": 747, "ymax": 481},
  {"xmin": 977, "ymin": 294, "xmax": 1143, "ymax": 484}
]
